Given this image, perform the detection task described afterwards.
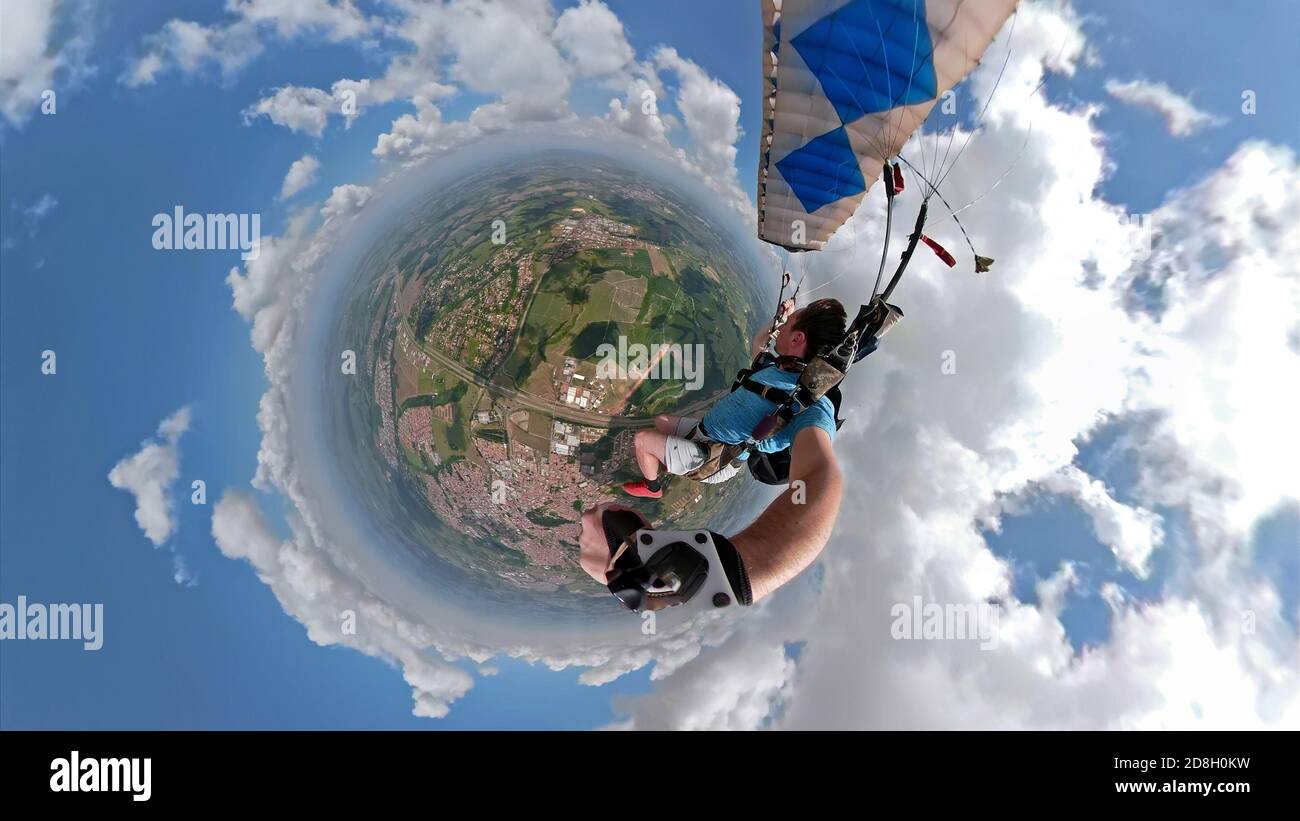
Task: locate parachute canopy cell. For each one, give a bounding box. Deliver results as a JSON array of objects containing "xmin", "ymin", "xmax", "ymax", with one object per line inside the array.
[{"xmin": 757, "ymin": 0, "xmax": 1017, "ymax": 252}]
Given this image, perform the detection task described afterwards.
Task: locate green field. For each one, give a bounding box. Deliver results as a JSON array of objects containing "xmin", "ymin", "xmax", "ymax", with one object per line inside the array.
[
  {"xmin": 502, "ymin": 242, "xmax": 743, "ymax": 413},
  {"xmin": 336, "ymin": 152, "xmax": 769, "ymax": 597}
]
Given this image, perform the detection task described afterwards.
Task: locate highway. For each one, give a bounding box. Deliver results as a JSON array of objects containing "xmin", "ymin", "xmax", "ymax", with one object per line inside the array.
[{"xmin": 398, "ymin": 320, "xmax": 722, "ymax": 429}]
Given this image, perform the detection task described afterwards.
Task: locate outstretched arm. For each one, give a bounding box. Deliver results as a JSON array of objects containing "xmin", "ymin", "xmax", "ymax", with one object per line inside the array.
[
  {"xmin": 577, "ymin": 425, "xmax": 842, "ymax": 604},
  {"xmin": 728, "ymin": 426, "xmax": 842, "ymax": 601}
]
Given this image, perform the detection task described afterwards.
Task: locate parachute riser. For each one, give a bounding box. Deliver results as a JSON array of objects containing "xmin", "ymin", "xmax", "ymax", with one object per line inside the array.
[
  {"xmin": 818, "ymin": 187, "xmax": 925, "ymax": 375},
  {"xmin": 871, "ymin": 162, "xmax": 898, "ymax": 301},
  {"xmin": 791, "ymin": 165, "xmax": 921, "ymax": 396},
  {"xmin": 881, "ymin": 199, "xmax": 929, "ymax": 304},
  {"xmin": 762, "ymin": 267, "xmax": 792, "ymax": 355},
  {"xmin": 763, "ymin": 250, "xmax": 811, "ymax": 355}
]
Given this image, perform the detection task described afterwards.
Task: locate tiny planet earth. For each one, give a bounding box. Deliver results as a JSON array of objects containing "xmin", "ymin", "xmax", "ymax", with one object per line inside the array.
[{"xmin": 332, "ymin": 151, "xmax": 769, "ymax": 598}]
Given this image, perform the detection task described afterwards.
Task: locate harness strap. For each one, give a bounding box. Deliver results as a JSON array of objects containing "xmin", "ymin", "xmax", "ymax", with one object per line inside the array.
[
  {"xmin": 688, "ymin": 355, "xmax": 826, "ymax": 479},
  {"xmin": 731, "ymin": 351, "xmax": 776, "ymax": 392},
  {"xmin": 738, "ymin": 377, "xmax": 794, "ymax": 406}
]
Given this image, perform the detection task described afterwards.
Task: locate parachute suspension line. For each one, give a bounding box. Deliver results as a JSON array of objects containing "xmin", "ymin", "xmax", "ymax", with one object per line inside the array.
[
  {"xmin": 765, "ymin": 257, "xmax": 793, "ymax": 353},
  {"xmin": 934, "ymin": 14, "xmax": 1020, "ymax": 188},
  {"xmin": 935, "ymin": 28, "xmax": 1076, "ymax": 227},
  {"xmin": 861, "ymin": 4, "xmax": 897, "ymax": 161},
  {"xmin": 812, "ymin": 1, "xmax": 899, "ymax": 184},
  {"xmin": 911, "ymin": 0, "xmax": 963, "ymax": 186},
  {"xmin": 895, "ymin": 154, "xmax": 990, "ymax": 273},
  {"xmin": 859, "ymin": 3, "xmax": 903, "ymax": 166},
  {"xmin": 937, "ymin": 122, "xmax": 1034, "ymax": 222},
  {"xmin": 791, "ymin": 251, "xmax": 809, "ymax": 304},
  {"xmin": 842, "ymin": 0, "xmax": 945, "ymax": 182},
  {"xmin": 931, "ymin": 24, "xmax": 974, "ymax": 189},
  {"xmin": 801, "ymin": 164, "xmax": 892, "ymax": 302},
  {"xmin": 897, "ymin": 148, "xmax": 943, "ymax": 201},
  {"xmin": 832, "ymin": 3, "xmax": 1017, "ymax": 246},
  {"xmin": 814, "ymin": 2, "xmax": 931, "ymax": 275},
  {"xmin": 766, "ymin": 252, "xmax": 811, "ymax": 353},
  {"xmin": 824, "ymin": 0, "xmax": 932, "ymax": 176},
  {"xmin": 757, "ymin": 0, "xmax": 1018, "ymax": 276},
  {"xmin": 820, "ymin": 59, "xmax": 898, "ymax": 180},
  {"xmin": 820, "ymin": 1, "xmax": 966, "ymax": 217},
  {"xmin": 859, "ymin": 0, "xmax": 953, "ymax": 181},
  {"xmin": 766, "ymin": 25, "xmax": 891, "ymax": 267},
  {"xmin": 932, "ymin": 7, "xmax": 1020, "ymax": 193}
]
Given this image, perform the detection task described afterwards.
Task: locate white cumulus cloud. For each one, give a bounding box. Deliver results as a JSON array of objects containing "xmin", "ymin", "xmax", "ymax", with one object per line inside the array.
[
  {"xmin": 108, "ymin": 405, "xmax": 193, "ymax": 548},
  {"xmin": 1105, "ymin": 78, "xmax": 1224, "ymax": 137},
  {"xmin": 242, "ymin": 85, "xmax": 335, "ymax": 136},
  {"xmin": 121, "ymin": 0, "xmax": 371, "ymax": 87},
  {"xmin": 187, "ymin": 0, "xmax": 1296, "ymax": 727},
  {"xmin": 554, "ymin": 0, "xmax": 634, "ymax": 78},
  {"xmin": 0, "ymin": 0, "xmax": 94, "ymax": 127},
  {"xmin": 1036, "ymin": 465, "xmax": 1164, "ymax": 577},
  {"xmin": 279, "ymin": 154, "xmax": 320, "ymax": 200},
  {"xmin": 609, "ymin": 1, "xmax": 1299, "ymax": 731}
]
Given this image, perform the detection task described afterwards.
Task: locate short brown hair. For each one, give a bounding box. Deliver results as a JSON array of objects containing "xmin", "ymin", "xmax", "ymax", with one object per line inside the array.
[{"xmin": 790, "ymin": 298, "xmax": 847, "ymax": 360}]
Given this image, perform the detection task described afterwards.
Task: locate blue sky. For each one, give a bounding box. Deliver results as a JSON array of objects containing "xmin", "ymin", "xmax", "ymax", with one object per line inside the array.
[{"xmin": 2, "ymin": 1, "xmax": 1296, "ymax": 730}]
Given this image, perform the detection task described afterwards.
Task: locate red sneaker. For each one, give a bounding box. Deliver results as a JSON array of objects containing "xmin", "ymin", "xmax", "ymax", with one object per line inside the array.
[{"xmin": 622, "ymin": 480, "xmax": 663, "ymax": 499}]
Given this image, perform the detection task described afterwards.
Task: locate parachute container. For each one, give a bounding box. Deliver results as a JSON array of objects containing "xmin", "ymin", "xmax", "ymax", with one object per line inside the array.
[{"xmin": 757, "ymin": 0, "xmax": 1017, "ymax": 252}]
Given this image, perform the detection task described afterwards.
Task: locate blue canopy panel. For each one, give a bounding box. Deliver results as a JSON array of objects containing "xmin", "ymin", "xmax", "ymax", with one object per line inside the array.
[
  {"xmin": 757, "ymin": 0, "xmax": 1017, "ymax": 251},
  {"xmin": 775, "ymin": 125, "xmax": 867, "ymax": 215}
]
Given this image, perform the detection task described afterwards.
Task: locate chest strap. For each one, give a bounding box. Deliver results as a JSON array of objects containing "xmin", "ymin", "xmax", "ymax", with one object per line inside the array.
[{"xmin": 737, "ymin": 376, "xmax": 794, "ymax": 406}]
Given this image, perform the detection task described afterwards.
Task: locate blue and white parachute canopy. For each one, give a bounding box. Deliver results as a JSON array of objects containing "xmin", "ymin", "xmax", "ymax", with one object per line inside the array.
[{"xmin": 757, "ymin": 0, "xmax": 1017, "ymax": 252}]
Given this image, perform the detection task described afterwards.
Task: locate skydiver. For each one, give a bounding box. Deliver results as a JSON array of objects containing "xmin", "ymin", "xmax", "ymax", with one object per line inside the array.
[
  {"xmin": 578, "ymin": 297, "xmax": 848, "ymax": 608},
  {"xmin": 623, "ymin": 297, "xmax": 846, "ymax": 496}
]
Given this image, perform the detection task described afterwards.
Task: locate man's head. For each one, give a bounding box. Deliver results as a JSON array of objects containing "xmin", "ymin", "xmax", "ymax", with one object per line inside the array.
[{"xmin": 776, "ymin": 298, "xmax": 847, "ymax": 361}]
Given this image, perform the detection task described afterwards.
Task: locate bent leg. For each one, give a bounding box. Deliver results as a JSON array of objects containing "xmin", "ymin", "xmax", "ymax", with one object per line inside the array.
[
  {"xmin": 656, "ymin": 414, "xmax": 700, "ymax": 438},
  {"xmin": 633, "ymin": 428, "xmax": 669, "ymax": 481},
  {"xmin": 653, "ymin": 414, "xmax": 680, "ymax": 435}
]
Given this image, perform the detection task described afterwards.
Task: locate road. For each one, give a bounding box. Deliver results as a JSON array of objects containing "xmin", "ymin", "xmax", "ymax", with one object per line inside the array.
[{"xmin": 398, "ymin": 320, "xmax": 722, "ymax": 429}]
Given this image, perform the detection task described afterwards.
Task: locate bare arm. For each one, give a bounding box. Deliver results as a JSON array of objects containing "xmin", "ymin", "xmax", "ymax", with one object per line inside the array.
[{"xmin": 728, "ymin": 426, "xmax": 842, "ymax": 601}]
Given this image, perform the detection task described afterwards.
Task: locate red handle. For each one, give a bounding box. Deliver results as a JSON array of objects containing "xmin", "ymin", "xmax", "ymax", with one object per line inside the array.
[{"xmin": 921, "ymin": 234, "xmax": 956, "ymax": 267}]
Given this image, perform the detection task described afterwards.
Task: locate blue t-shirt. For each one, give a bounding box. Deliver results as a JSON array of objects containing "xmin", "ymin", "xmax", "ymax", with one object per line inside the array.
[{"xmin": 701, "ymin": 365, "xmax": 837, "ymax": 457}]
